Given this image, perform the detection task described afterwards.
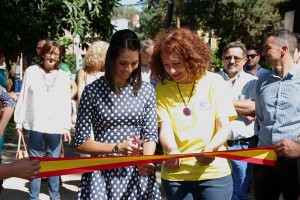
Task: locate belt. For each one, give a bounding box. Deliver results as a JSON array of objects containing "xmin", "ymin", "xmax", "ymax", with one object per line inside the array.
[{"xmin": 227, "ymin": 137, "xmax": 253, "ymax": 147}]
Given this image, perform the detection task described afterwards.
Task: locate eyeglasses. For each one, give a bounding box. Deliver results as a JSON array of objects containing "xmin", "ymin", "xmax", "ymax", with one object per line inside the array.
[
  {"xmin": 223, "ymin": 56, "xmax": 245, "ymax": 63},
  {"xmin": 247, "ymin": 54, "xmax": 258, "ymax": 59}
]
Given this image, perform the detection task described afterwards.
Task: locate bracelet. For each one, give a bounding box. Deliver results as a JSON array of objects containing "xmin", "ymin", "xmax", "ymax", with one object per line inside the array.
[{"xmin": 166, "ymin": 147, "xmax": 179, "ymax": 154}]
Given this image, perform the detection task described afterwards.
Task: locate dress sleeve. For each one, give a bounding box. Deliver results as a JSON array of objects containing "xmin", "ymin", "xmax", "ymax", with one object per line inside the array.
[
  {"xmin": 14, "ymin": 69, "xmax": 30, "ymax": 128},
  {"xmin": 142, "ymin": 85, "xmax": 158, "ymax": 143},
  {"xmin": 0, "ymin": 86, "xmax": 14, "ymax": 108},
  {"xmin": 74, "ymin": 85, "xmax": 94, "ymax": 147}
]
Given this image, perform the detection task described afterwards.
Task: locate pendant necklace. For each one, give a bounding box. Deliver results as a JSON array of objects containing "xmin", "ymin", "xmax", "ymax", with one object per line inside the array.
[{"xmin": 177, "ymin": 81, "xmax": 195, "ymax": 116}]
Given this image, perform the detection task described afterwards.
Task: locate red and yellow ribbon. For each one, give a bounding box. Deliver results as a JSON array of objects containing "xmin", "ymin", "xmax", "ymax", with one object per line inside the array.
[{"xmin": 32, "ymin": 146, "xmax": 276, "ymax": 178}]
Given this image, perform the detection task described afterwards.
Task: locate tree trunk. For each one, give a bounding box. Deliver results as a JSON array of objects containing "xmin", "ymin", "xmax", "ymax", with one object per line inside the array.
[
  {"xmin": 189, "ymin": 0, "xmax": 196, "ymax": 30},
  {"xmin": 165, "ymin": 3, "xmax": 174, "ymax": 29},
  {"xmin": 176, "ymin": 15, "xmax": 180, "ymax": 28}
]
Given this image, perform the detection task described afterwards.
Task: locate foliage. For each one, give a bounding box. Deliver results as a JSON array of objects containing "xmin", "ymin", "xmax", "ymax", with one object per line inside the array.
[
  {"xmin": 0, "ymin": 0, "xmax": 115, "ymax": 68},
  {"xmin": 196, "ymin": 0, "xmax": 285, "ymax": 56},
  {"xmin": 136, "ymin": 5, "xmax": 168, "ymax": 40},
  {"xmin": 64, "ymin": 54, "xmax": 77, "ymax": 73},
  {"xmin": 142, "ymin": 0, "xmax": 287, "ymax": 57},
  {"xmin": 210, "ymin": 48, "xmax": 223, "ymax": 70},
  {"xmin": 113, "ymin": 5, "xmax": 139, "ymax": 19}
]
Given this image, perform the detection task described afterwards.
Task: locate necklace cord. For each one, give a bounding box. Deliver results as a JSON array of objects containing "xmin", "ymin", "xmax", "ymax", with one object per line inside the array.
[{"xmin": 176, "ymin": 81, "xmax": 195, "ymax": 107}]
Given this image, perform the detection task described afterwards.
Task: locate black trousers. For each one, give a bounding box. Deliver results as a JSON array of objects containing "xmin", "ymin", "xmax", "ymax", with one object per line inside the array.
[{"xmin": 253, "ymin": 157, "xmax": 300, "ymax": 200}]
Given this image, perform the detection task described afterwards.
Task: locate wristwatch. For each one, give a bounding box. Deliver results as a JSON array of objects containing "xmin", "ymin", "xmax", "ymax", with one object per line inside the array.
[{"xmin": 112, "ymin": 143, "xmax": 119, "ymax": 153}]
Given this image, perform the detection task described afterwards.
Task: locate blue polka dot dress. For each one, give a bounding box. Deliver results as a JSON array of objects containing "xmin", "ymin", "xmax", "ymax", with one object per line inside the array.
[{"xmin": 75, "ymin": 77, "xmax": 161, "ymax": 200}]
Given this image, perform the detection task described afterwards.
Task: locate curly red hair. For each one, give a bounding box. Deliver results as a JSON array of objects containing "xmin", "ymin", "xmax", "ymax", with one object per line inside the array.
[{"xmin": 150, "ymin": 28, "xmax": 211, "ymax": 83}]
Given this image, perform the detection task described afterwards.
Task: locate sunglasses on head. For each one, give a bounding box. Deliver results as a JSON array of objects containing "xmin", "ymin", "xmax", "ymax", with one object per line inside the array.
[{"xmin": 247, "ymin": 54, "xmax": 258, "ymax": 59}]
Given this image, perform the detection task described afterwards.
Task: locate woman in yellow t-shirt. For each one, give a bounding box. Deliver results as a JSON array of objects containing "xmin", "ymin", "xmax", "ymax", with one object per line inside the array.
[{"xmin": 150, "ymin": 28, "xmax": 237, "ymax": 200}]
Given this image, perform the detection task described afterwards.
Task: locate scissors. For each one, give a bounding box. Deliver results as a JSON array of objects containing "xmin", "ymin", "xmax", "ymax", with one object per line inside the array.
[{"xmin": 132, "ymin": 135, "xmax": 144, "ymax": 155}]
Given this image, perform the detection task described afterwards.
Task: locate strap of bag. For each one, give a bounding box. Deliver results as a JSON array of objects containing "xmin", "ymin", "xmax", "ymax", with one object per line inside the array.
[
  {"xmin": 17, "ymin": 133, "xmax": 22, "ymax": 152},
  {"xmin": 17, "ymin": 133, "xmax": 28, "ymax": 152}
]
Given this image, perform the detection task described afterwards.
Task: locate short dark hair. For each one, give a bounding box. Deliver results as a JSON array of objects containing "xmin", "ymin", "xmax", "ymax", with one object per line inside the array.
[
  {"xmin": 246, "ymin": 45, "xmax": 260, "ymax": 55},
  {"xmin": 266, "ymin": 29, "xmax": 297, "ymax": 56},
  {"xmin": 105, "ymin": 29, "xmax": 142, "ymax": 96}
]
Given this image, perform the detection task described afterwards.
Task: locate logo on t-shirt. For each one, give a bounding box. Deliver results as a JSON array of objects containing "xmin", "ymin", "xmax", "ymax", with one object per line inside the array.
[{"xmin": 199, "ymin": 99, "xmax": 211, "ymax": 110}]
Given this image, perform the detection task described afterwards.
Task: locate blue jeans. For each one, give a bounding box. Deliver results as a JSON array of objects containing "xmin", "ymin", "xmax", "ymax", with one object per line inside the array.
[
  {"xmin": 162, "ymin": 175, "xmax": 233, "ymax": 200},
  {"xmin": 228, "ymin": 140, "xmax": 253, "ymax": 200},
  {"xmin": 24, "ymin": 129, "xmax": 62, "ymax": 200}
]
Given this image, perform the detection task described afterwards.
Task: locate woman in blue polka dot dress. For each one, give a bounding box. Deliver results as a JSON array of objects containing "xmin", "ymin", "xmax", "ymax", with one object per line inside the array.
[{"xmin": 74, "ymin": 29, "xmax": 161, "ymax": 200}]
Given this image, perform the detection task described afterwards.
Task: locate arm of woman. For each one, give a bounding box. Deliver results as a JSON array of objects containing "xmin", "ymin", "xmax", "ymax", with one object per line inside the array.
[
  {"xmin": 138, "ymin": 140, "xmax": 157, "ymax": 176},
  {"xmin": 160, "ymin": 121, "xmax": 181, "ymax": 169},
  {"xmin": 0, "ymin": 86, "xmax": 15, "ymax": 137},
  {"xmin": 75, "ymin": 138, "xmax": 140, "ymax": 155},
  {"xmin": 14, "ymin": 69, "xmax": 30, "ymax": 129},
  {"xmin": 0, "ymin": 106, "xmax": 14, "ymax": 137},
  {"xmin": 70, "ymin": 79, "xmax": 78, "ymax": 99},
  {"xmin": 195, "ymin": 116, "xmax": 230, "ymax": 164},
  {"xmin": 76, "ymin": 69, "xmax": 86, "ymax": 102}
]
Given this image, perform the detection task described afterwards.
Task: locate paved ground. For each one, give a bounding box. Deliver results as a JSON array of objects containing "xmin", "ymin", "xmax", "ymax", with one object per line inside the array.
[{"xmin": 0, "ymin": 125, "xmax": 166, "ymax": 200}]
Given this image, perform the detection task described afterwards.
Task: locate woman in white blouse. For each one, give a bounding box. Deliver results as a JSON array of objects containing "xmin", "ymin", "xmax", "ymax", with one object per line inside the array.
[{"xmin": 14, "ymin": 40, "xmax": 71, "ymax": 200}]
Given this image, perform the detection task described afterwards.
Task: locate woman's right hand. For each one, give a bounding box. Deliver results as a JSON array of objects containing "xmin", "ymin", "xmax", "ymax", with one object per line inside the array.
[
  {"xmin": 163, "ymin": 149, "xmax": 181, "ymax": 169},
  {"xmin": 118, "ymin": 137, "xmax": 143, "ymax": 155}
]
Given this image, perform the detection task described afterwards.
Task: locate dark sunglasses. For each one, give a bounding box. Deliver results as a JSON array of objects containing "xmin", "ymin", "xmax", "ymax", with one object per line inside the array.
[{"xmin": 247, "ymin": 54, "xmax": 258, "ymax": 59}]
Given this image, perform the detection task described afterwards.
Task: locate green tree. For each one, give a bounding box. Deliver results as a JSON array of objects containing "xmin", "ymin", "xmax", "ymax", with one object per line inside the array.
[
  {"xmin": 141, "ymin": 0, "xmax": 287, "ymax": 69},
  {"xmin": 137, "ymin": 5, "xmax": 167, "ymax": 39},
  {"xmin": 113, "ymin": 5, "xmax": 139, "ymax": 19},
  {"xmin": 195, "ymin": 0, "xmax": 285, "ymax": 56},
  {"xmin": 0, "ymin": 0, "xmax": 115, "ymax": 68}
]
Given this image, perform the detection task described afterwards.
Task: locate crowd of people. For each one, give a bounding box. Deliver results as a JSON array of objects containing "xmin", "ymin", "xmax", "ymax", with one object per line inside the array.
[{"xmin": 0, "ymin": 27, "xmax": 299, "ymax": 200}]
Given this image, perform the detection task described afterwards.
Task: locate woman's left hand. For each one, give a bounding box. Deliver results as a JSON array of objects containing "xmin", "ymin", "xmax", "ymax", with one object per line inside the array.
[
  {"xmin": 138, "ymin": 163, "xmax": 155, "ymax": 177},
  {"xmin": 195, "ymin": 147, "xmax": 215, "ymax": 164},
  {"xmin": 63, "ymin": 130, "xmax": 72, "ymax": 143}
]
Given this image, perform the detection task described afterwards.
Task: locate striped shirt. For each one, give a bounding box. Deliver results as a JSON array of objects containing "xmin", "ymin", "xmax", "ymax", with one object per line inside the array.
[{"xmin": 255, "ymin": 63, "xmax": 300, "ymax": 146}]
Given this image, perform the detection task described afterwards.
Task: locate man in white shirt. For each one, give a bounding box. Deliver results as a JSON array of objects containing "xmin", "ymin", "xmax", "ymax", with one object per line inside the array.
[{"xmin": 218, "ymin": 41, "xmax": 257, "ymax": 200}]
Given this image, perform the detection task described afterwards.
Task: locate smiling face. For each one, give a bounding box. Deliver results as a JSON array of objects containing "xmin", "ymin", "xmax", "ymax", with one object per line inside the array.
[
  {"xmin": 114, "ymin": 49, "xmax": 139, "ymax": 86},
  {"xmin": 43, "ymin": 47, "xmax": 60, "ymax": 71},
  {"xmin": 222, "ymin": 47, "xmax": 246, "ymax": 78},
  {"xmin": 262, "ymin": 36, "xmax": 283, "ymax": 67},
  {"xmin": 161, "ymin": 51, "xmax": 191, "ymax": 84}
]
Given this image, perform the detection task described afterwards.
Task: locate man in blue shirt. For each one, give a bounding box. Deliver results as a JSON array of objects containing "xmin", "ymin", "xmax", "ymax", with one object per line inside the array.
[
  {"xmin": 254, "ymin": 29, "xmax": 300, "ymax": 200},
  {"xmin": 244, "ymin": 45, "xmax": 270, "ymax": 79}
]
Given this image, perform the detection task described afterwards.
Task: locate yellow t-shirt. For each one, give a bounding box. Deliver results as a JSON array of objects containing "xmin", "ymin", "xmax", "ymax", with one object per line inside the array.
[{"xmin": 156, "ymin": 71, "xmax": 237, "ymax": 181}]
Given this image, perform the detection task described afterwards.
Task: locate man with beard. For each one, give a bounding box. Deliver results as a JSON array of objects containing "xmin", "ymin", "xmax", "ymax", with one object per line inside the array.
[
  {"xmin": 218, "ymin": 42, "xmax": 257, "ymax": 200},
  {"xmin": 254, "ymin": 29, "xmax": 300, "ymax": 200},
  {"xmin": 244, "ymin": 45, "xmax": 270, "ymax": 78}
]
